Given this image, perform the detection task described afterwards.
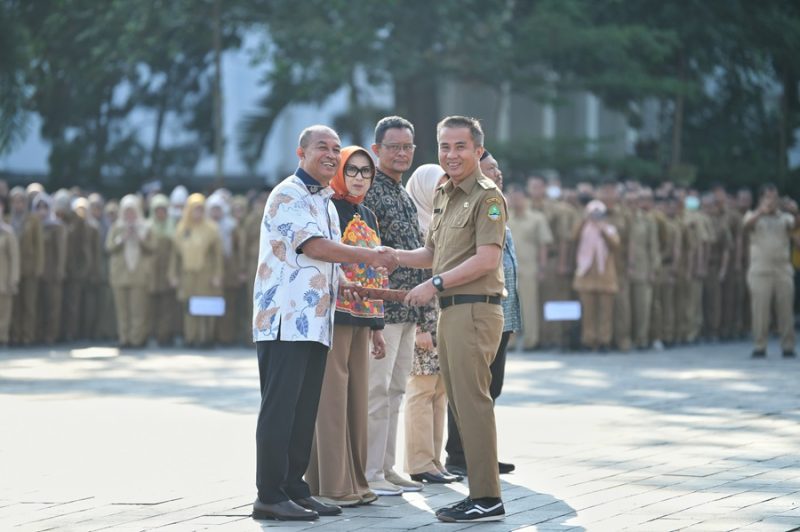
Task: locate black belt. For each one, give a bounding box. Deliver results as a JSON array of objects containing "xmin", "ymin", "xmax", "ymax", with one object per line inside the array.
[{"xmin": 439, "ymin": 294, "xmax": 502, "ymax": 309}]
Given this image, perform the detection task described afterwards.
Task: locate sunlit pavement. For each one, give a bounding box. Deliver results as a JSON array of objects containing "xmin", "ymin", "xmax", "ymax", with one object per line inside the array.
[{"xmin": 1, "ymin": 339, "xmax": 799, "ymax": 531}]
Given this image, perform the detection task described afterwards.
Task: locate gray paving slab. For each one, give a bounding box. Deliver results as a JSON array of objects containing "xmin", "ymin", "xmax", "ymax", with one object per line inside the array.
[{"xmin": 1, "ymin": 338, "xmax": 799, "ymax": 531}]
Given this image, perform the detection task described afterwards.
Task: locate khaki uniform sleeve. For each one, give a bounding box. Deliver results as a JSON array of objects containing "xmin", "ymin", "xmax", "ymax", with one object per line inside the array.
[
  {"xmin": 537, "ymin": 213, "xmax": 554, "ymax": 246},
  {"xmin": 475, "ymin": 192, "xmax": 507, "ymax": 248},
  {"xmin": 210, "ymin": 231, "xmax": 224, "ymax": 281},
  {"xmin": 56, "ymin": 226, "xmax": 67, "ymax": 281},
  {"xmin": 8, "ymin": 231, "xmax": 20, "ymax": 288},
  {"xmin": 32, "ymin": 216, "xmax": 44, "ymax": 278},
  {"xmin": 648, "ymin": 217, "xmax": 661, "ymax": 272}
]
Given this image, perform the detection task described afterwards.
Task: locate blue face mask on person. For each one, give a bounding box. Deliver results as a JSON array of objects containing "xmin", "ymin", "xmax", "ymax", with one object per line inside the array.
[{"xmin": 685, "ymin": 196, "xmax": 700, "ymax": 211}]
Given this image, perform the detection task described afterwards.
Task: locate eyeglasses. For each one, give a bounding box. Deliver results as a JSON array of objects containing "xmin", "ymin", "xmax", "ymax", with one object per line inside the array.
[
  {"xmin": 344, "ymin": 165, "xmax": 374, "ymax": 179},
  {"xmin": 381, "ymin": 143, "xmax": 416, "ymax": 153}
]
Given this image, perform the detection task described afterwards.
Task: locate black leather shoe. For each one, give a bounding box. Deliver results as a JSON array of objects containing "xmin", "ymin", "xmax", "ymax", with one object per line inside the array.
[
  {"xmin": 252, "ymin": 499, "xmax": 318, "ymax": 521},
  {"xmin": 411, "ymin": 471, "xmax": 453, "ymax": 484},
  {"xmin": 439, "ymin": 469, "xmax": 464, "ymax": 482},
  {"xmin": 293, "ymin": 496, "xmax": 342, "ymax": 516},
  {"xmin": 499, "ymin": 461, "xmax": 516, "ymax": 474},
  {"xmin": 446, "ymin": 463, "xmax": 467, "ymax": 477},
  {"xmin": 751, "ymin": 350, "xmax": 767, "ymax": 359},
  {"xmin": 783, "ymin": 350, "xmax": 796, "ymax": 358}
]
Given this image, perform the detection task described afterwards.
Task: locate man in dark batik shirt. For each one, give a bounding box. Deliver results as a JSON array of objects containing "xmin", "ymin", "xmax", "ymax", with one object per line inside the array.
[{"xmin": 362, "ymin": 116, "xmax": 426, "ymax": 495}]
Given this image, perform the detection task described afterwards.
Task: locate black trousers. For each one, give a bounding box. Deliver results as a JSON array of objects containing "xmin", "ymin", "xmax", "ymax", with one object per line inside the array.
[
  {"xmin": 256, "ymin": 339, "xmax": 327, "ymax": 503},
  {"xmin": 445, "ymin": 330, "xmax": 511, "ymax": 464}
]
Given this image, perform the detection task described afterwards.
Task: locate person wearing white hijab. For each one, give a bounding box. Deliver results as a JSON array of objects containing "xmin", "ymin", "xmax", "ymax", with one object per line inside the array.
[
  {"xmin": 169, "ymin": 185, "xmax": 189, "ymax": 225},
  {"xmin": 206, "ymin": 191, "xmax": 242, "ymax": 345},
  {"xmin": 106, "ymin": 195, "xmax": 154, "ymax": 348},
  {"xmin": 401, "ymin": 164, "xmax": 460, "ymax": 484}
]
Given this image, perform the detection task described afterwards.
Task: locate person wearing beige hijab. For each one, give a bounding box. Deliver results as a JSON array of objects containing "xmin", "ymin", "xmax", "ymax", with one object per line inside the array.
[
  {"xmin": 207, "ymin": 192, "xmax": 243, "ymax": 345},
  {"xmin": 107, "ymin": 195, "xmax": 154, "ymax": 348},
  {"xmin": 401, "ymin": 164, "xmax": 460, "ymax": 484},
  {"xmin": 169, "ymin": 193, "xmax": 223, "ymax": 347},
  {"xmin": 147, "ymin": 194, "xmax": 178, "ymax": 346},
  {"xmin": 0, "ymin": 200, "xmax": 20, "ymax": 347},
  {"xmin": 8, "ymin": 187, "xmax": 43, "ymax": 345}
]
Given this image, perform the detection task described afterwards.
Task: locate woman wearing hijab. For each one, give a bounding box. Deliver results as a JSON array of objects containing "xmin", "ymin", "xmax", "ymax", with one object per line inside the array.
[
  {"xmin": 573, "ymin": 200, "xmax": 620, "ymax": 351},
  {"xmin": 0, "ymin": 199, "xmax": 19, "ymax": 347},
  {"xmin": 169, "ymin": 193, "xmax": 223, "ymax": 347},
  {"xmin": 8, "ymin": 186, "xmax": 43, "ymax": 345},
  {"xmin": 207, "ymin": 192, "xmax": 243, "ymax": 345},
  {"xmin": 306, "ymin": 146, "xmax": 387, "ymax": 507},
  {"xmin": 148, "ymin": 194, "xmax": 178, "ymax": 346},
  {"xmin": 402, "ymin": 164, "xmax": 459, "ymax": 484},
  {"xmin": 107, "ymin": 195, "xmax": 154, "ymax": 348},
  {"xmin": 32, "ymin": 193, "xmax": 67, "ymax": 345}
]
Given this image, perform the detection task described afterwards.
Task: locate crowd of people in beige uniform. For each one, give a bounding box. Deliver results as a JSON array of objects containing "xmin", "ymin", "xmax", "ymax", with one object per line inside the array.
[{"xmin": 0, "ymin": 176, "xmax": 797, "ymax": 358}]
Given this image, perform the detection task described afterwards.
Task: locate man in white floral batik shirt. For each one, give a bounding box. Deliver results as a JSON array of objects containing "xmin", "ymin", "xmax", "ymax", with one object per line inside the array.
[{"xmin": 251, "ymin": 125, "xmax": 398, "ymax": 522}]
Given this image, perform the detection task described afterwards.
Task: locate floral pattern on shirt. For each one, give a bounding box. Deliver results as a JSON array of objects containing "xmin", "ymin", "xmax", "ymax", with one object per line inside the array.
[
  {"xmin": 363, "ymin": 170, "xmax": 427, "ymax": 324},
  {"xmin": 252, "ymin": 175, "xmax": 340, "ymax": 346},
  {"xmin": 337, "ymin": 214, "xmax": 388, "ymax": 318}
]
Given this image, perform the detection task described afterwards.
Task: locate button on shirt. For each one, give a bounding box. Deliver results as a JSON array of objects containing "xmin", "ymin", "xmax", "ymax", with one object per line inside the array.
[
  {"xmin": 252, "ymin": 169, "xmax": 341, "ymax": 346},
  {"xmin": 425, "ymin": 168, "xmax": 507, "ymax": 297}
]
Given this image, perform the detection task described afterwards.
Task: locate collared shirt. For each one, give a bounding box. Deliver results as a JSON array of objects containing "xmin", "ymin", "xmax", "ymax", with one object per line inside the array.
[
  {"xmin": 426, "ymin": 167, "xmax": 507, "ymax": 297},
  {"xmin": 363, "ymin": 169, "xmax": 426, "ymax": 324},
  {"xmin": 744, "ymin": 209, "xmax": 794, "ymax": 276},
  {"xmin": 502, "ymin": 227, "xmax": 521, "ymax": 333},
  {"xmin": 252, "ymin": 171, "xmax": 341, "ymax": 346}
]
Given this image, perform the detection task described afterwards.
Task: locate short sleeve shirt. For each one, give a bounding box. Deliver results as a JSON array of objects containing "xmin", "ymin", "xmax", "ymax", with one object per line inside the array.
[
  {"xmin": 745, "ymin": 210, "xmax": 794, "ymax": 276},
  {"xmin": 425, "ymin": 168, "xmax": 507, "ymax": 297},
  {"xmin": 507, "ymin": 210, "xmax": 553, "ymax": 273},
  {"xmin": 252, "ymin": 171, "xmax": 341, "ymax": 346}
]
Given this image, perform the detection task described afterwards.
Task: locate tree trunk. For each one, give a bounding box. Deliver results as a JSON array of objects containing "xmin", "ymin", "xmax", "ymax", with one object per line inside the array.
[
  {"xmin": 149, "ymin": 74, "xmax": 170, "ymax": 179},
  {"xmin": 670, "ymin": 53, "xmax": 686, "ymax": 171},
  {"xmin": 394, "ymin": 74, "xmax": 439, "ymax": 172},
  {"xmin": 212, "ymin": 0, "xmax": 224, "ymax": 187}
]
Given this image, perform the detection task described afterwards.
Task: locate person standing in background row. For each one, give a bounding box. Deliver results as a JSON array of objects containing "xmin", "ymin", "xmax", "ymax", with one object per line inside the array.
[
  {"xmin": 650, "ymin": 195, "xmax": 682, "ymax": 348},
  {"xmin": 231, "ymin": 195, "xmax": 251, "ymax": 344},
  {"xmin": 147, "ymin": 194, "xmax": 177, "ymax": 346},
  {"xmin": 743, "ymin": 184, "xmax": 797, "ymax": 358},
  {"xmin": 207, "ymin": 192, "xmax": 244, "ymax": 346},
  {"xmin": 89, "ymin": 193, "xmax": 117, "ymax": 341},
  {"xmin": 32, "ymin": 194, "xmax": 67, "ymax": 346},
  {"xmin": 8, "ymin": 187, "xmax": 43, "ymax": 346},
  {"xmin": 712, "ymin": 184, "xmax": 743, "ymax": 341},
  {"xmin": 701, "ymin": 194, "xmax": 732, "ymax": 342},
  {"xmin": 628, "ymin": 188, "xmax": 660, "ymax": 350},
  {"xmin": 54, "ymin": 190, "xmax": 88, "ymax": 342},
  {"xmin": 506, "ymin": 183, "xmax": 552, "ymax": 351},
  {"xmin": 242, "ymin": 190, "xmax": 269, "ymax": 345},
  {"xmin": 72, "ymin": 197, "xmax": 101, "ymax": 341},
  {"xmin": 107, "ymin": 195, "xmax": 154, "ymax": 349},
  {"xmin": 169, "ymin": 193, "xmax": 223, "ymax": 348},
  {"xmin": 402, "ymin": 163, "xmax": 458, "ymax": 485},
  {"xmin": 573, "ymin": 200, "xmax": 620, "ymax": 352},
  {"xmin": 734, "ymin": 188, "xmax": 754, "ymax": 338},
  {"xmin": 0, "ymin": 200, "xmax": 19, "ymax": 348}
]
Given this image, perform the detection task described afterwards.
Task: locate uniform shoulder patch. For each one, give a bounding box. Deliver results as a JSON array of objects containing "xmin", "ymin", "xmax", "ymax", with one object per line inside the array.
[
  {"xmin": 487, "ymin": 203, "xmax": 502, "ymax": 221},
  {"xmin": 477, "ymin": 177, "xmax": 497, "ymax": 190}
]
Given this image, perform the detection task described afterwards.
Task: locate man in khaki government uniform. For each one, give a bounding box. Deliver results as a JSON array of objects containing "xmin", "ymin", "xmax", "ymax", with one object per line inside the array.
[
  {"xmin": 597, "ymin": 180, "xmax": 632, "ymax": 351},
  {"xmin": 734, "ymin": 188, "xmax": 754, "ymax": 337},
  {"xmin": 650, "ymin": 195, "xmax": 682, "ymax": 347},
  {"xmin": 527, "ymin": 176, "xmax": 571, "ymax": 349},
  {"xmin": 701, "ymin": 194, "xmax": 732, "ymax": 341},
  {"xmin": 400, "ymin": 116, "xmax": 506, "ymax": 523},
  {"xmin": 8, "ymin": 187, "xmax": 44, "ymax": 346},
  {"xmin": 712, "ymin": 185, "xmax": 744, "ymax": 340},
  {"xmin": 0, "ymin": 200, "xmax": 20, "ymax": 347},
  {"xmin": 506, "ymin": 185, "xmax": 552, "ymax": 350},
  {"xmin": 683, "ymin": 195, "xmax": 712, "ymax": 343},
  {"xmin": 628, "ymin": 189, "xmax": 660, "ymax": 349},
  {"xmin": 743, "ymin": 184, "xmax": 797, "ymax": 358}
]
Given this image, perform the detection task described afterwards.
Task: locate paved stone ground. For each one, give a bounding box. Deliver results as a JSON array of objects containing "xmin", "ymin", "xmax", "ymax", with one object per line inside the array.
[{"xmin": 1, "ymin": 338, "xmax": 799, "ymax": 532}]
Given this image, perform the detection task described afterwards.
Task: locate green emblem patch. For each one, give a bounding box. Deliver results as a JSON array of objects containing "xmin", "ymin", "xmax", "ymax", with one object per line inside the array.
[{"xmin": 487, "ymin": 204, "xmax": 501, "ymax": 221}]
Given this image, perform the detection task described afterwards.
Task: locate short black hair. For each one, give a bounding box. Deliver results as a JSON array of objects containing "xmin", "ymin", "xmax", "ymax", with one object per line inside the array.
[
  {"xmin": 436, "ymin": 116, "xmax": 484, "ymax": 147},
  {"xmin": 374, "ymin": 116, "xmax": 414, "ymax": 145},
  {"xmin": 759, "ymin": 182, "xmax": 778, "ymax": 198}
]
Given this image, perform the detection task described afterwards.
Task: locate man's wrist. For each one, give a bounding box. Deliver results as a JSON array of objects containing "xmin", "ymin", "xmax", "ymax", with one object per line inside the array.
[{"xmin": 431, "ymin": 274, "xmax": 445, "ymax": 292}]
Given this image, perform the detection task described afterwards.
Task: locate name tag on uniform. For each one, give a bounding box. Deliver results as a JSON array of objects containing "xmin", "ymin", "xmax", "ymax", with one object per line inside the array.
[
  {"xmin": 189, "ymin": 296, "xmax": 226, "ymax": 317},
  {"xmin": 434, "ymin": 208, "xmax": 442, "ymax": 214},
  {"xmin": 544, "ymin": 301, "xmax": 581, "ymax": 321}
]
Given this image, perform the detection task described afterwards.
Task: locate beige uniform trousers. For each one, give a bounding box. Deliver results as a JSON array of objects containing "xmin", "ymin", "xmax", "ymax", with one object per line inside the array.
[
  {"xmin": 217, "ymin": 287, "xmax": 241, "ymax": 345},
  {"xmin": 11, "ymin": 277, "xmax": 38, "ymax": 345},
  {"xmin": 747, "ymin": 272, "xmax": 796, "ymax": 352},
  {"xmin": 653, "ymin": 280, "xmax": 678, "ymax": 344},
  {"xmin": 517, "ymin": 271, "xmax": 540, "ymax": 349},
  {"xmin": 703, "ymin": 270, "xmax": 723, "ymax": 339},
  {"xmin": 438, "ymin": 302, "xmax": 502, "ymax": 499},
  {"xmin": 37, "ymin": 280, "xmax": 63, "ymax": 345},
  {"xmin": 404, "ymin": 374, "xmax": 446, "ymax": 475},
  {"xmin": 112, "ymin": 286, "xmax": 150, "ymax": 347},
  {"xmin": 150, "ymin": 291, "xmax": 178, "ymax": 345},
  {"xmin": 184, "ymin": 314, "xmax": 216, "ymax": 346},
  {"xmin": 578, "ymin": 291, "xmax": 614, "ymax": 349},
  {"xmin": 630, "ymin": 281, "xmax": 653, "ymax": 349},
  {"xmin": 61, "ymin": 279, "xmax": 83, "ymax": 341},
  {"xmin": 687, "ymin": 278, "xmax": 704, "ymax": 342},
  {"xmin": 613, "ymin": 278, "xmax": 632, "ymax": 351},
  {"xmin": 0, "ymin": 294, "xmax": 12, "ymax": 343},
  {"xmin": 80, "ymin": 284, "xmax": 99, "ymax": 340},
  {"xmin": 307, "ymin": 325, "xmax": 370, "ymax": 498},
  {"xmin": 365, "ymin": 321, "xmax": 414, "ymax": 481}
]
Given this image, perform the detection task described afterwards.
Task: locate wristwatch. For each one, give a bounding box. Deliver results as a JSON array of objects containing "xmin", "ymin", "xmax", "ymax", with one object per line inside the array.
[{"xmin": 431, "ymin": 275, "xmax": 445, "ymax": 292}]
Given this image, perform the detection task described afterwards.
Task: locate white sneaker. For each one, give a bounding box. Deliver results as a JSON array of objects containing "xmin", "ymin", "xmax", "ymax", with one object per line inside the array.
[
  {"xmin": 385, "ymin": 470, "xmax": 423, "ymax": 492},
  {"xmin": 368, "ymin": 479, "xmax": 403, "ymax": 496}
]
